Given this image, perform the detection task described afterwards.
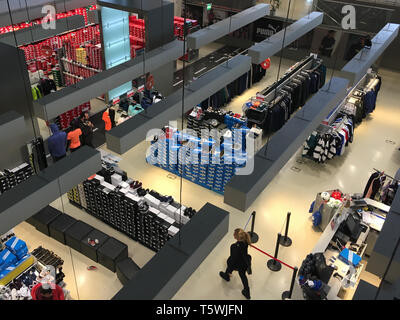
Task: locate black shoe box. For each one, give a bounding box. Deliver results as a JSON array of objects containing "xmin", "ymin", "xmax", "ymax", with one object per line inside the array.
[
  {"xmin": 65, "ymin": 221, "xmax": 94, "ymax": 252},
  {"xmin": 49, "ymin": 214, "xmax": 78, "ymax": 244},
  {"xmin": 80, "ymin": 229, "xmax": 110, "ymax": 262},
  {"xmin": 26, "ymin": 206, "xmax": 63, "ymax": 235},
  {"xmin": 97, "ymin": 237, "xmax": 128, "ymax": 272}
]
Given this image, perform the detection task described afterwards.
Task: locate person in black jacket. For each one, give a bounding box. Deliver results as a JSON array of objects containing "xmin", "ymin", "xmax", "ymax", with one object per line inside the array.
[
  {"xmin": 219, "ymin": 228, "xmax": 252, "ymax": 299},
  {"xmin": 78, "ymin": 112, "xmax": 95, "ymax": 148}
]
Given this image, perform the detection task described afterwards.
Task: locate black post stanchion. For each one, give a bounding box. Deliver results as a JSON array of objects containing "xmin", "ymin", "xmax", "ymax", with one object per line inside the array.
[
  {"xmin": 267, "ymin": 233, "xmax": 282, "ymax": 271},
  {"xmin": 282, "ymin": 266, "xmax": 298, "ymax": 300},
  {"xmin": 247, "ymin": 211, "xmax": 259, "ymax": 244},
  {"xmin": 279, "ymin": 212, "xmax": 292, "ymax": 247}
]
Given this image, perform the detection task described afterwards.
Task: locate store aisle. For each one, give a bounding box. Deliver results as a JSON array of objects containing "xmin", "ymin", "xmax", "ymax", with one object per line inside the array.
[
  {"xmin": 16, "ymin": 65, "xmax": 400, "ymax": 300},
  {"xmin": 170, "ymin": 67, "xmax": 400, "ymax": 300}
]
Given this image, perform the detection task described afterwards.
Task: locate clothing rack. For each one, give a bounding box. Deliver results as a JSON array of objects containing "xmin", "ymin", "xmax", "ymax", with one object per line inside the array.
[
  {"xmin": 259, "ymin": 55, "xmax": 321, "ymax": 104},
  {"xmin": 321, "ymin": 71, "xmax": 375, "ymax": 128},
  {"xmin": 373, "ymin": 168, "xmax": 400, "ymax": 182}
]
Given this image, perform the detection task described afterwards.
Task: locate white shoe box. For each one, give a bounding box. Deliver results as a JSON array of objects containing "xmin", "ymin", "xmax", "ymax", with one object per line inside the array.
[
  {"xmin": 100, "ymin": 181, "xmax": 116, "ymax": 191},
  {"xmin": 119, "ymin": 181, "xmax": 130, "ymax": 189},
  {"xmin": 165, "ymin": 205, "xmax": 177, "ymax": 219},
  {"xmin": 94, "ymin": 174, "xmax": 104, "ymax": 183},
  {"xmin": 144, "ymin": 194, "xmax": 161, "ymax": 208},
  {"xmin": 111, "ymin": 174, "xmax": 122, "ymax": 186},
  {"xmin": 168, "ymin": 225, "xmax": 179, "ymax": 236},
  {"xmin": 125, "ymin": 193, "xmax": 141, "ymax": 203},
  {"xmin": 149, "ymin": 207, "xmax": 160, "ymax": 217}
]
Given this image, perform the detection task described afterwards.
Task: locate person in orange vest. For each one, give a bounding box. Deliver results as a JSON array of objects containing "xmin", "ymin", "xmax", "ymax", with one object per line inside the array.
[{"xmin": 102, "ymin": 108, "xmax": 112, "ymax": 131}]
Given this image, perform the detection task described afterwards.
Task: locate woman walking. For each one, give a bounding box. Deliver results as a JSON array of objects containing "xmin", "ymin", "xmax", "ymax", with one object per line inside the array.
[{"xmin": 219, "ymin": 228, "xmax": 252, "ymax": 299}]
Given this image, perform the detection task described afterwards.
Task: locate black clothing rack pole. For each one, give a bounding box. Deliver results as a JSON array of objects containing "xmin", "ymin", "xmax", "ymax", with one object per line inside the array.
[{"xmin": 373, "ymin": 168, "xmax": 400, "ymax": 182}]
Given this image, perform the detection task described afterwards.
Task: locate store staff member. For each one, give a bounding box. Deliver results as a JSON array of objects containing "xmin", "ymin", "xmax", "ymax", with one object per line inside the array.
[{"xmin": 67, "ymin": 121, "xmax": 82, "ymax": 152}]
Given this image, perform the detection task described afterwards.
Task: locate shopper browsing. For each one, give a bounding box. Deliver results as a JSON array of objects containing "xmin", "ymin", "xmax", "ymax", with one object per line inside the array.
[
  {"xmin": 67, "ymin": 121, "xmax": 83, "ymax": 153},
  {"xmin": 79, "ymin": 111, "xmax": 95, "ymax": 148},
  {"xmin": 219, "ymin": 228, "xmax": 252, "ymax": 299},
  {"xmin": 47, "ymin": 123, "xmax": 67, "ymax": 162}
]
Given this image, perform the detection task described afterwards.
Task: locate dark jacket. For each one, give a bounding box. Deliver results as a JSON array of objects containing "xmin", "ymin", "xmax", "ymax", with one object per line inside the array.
[
  {"xmin": 78, "ymin": 119, "xmax": 93, "ymax": 146},
  {"xmin": 227, "ymin": 241, "xmax": 249, "ymax": 272},
  {"xmin": 48, "ymin": 124, "xmax": 67, "ymax": 158}
]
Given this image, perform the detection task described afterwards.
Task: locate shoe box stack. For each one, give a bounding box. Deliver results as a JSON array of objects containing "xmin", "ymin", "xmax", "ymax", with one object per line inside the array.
[
  {"xmin": 55, "ymin": 101, "xmax": 91, "ymax": 130},
  {"xmin": 0, "ymin": 163, "xmax": 34, "ymax": 195},
  {"xmin": 51, "ymin": 68, "xmax": 63, "ymax": 87},
  {"xmin": 224, "ymin": 111, "xmax": 248, "ymax": 130},
  {"xmin": 75, "ymin": 48, "xmax": 87, "ymax": 65},
  {"xmin": 0, "ymin": 5, "xmax": 95, "ymax": 36},
  {"xmin": 129, "ymin": 15, "xmax": 145, "ymax": 54},
  {"xmin": 148, "ymin": 128, "xmax": 248, "ymax": 194},
  {"xmin": 86, "ymin": 44, "xmax": 103, "ymax": 70},
  {"xmin": 68, "ymin": 166, "xmax": 197, "ymax": 252},
  {"xmin": 173, "ymin": 17, "xmax": 199, "ymax": 40},
  {"xmin": 62, "ymin": 60, "xmax": 98, "ymax": 79},
  {"xmin": 67, "ymin": 186, "xmax": 81, "ymax": 207},
  {"xmin": 187, "ymin": 107, "xmax": 205, "ymax": 137},
  {"xmin": 20, "ymin": 24, "xmax": 100, "ymax": 75}
]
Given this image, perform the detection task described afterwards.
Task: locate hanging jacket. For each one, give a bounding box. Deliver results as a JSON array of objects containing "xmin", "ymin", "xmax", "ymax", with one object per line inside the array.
[
  {"xmin": 102, "ymin": 110, "xmax": 112, "ymax": 131},
  {"xmin": 47, "ymin": 124, "xmax": 67, "ymax": 158},
  {"xmin": 363, "ymin": 172, "xmax": 380, "ymax": 198}
]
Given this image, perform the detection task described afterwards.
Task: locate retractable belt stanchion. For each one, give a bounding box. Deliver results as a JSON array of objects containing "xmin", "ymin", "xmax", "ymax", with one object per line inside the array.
[
  {"xmin": 247, "ymin": 211, "xmax": 259, "ymax": 244},
  {"xmin": 267, "ymin": 233, "xmax": 282, "ymax": 271},
  {"xmin": 249, "ymin": 243, "xmax": 298, "ymax": 298},
  {"xmin": 279, "ymin": 212, "xmax": 292, "ymax": 247},
  {"xmin": 244, "ymin": 211, "xmax": 259, "ymax": 244},
  {"xmin": 282, "ymin": 266, "xmax": 298, "ymax": 300}
]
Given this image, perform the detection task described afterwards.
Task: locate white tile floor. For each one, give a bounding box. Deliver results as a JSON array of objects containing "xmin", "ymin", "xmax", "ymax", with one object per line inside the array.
[{"xmin": 14, "ymin": 59, "xmax": 400, "ymax": 299}]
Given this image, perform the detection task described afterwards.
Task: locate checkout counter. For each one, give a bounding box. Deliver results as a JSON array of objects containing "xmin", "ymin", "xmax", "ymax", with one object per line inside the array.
[{"xmin": 292, "ymin": 193, "xmax": 389, "ymax": 300}]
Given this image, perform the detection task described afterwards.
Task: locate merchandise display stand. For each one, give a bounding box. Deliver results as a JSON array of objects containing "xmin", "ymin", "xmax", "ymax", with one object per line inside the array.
[
  {"xmin": 303, "ymin": 71, "xmax": 382, "ymax": 164},
  {"xmin": 68, "ymin": 151, "xmax": 197, "ymax": 252},
  {"xmin": 242, "ymin": 54, "xmax": 325, "ymax": 133}
]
